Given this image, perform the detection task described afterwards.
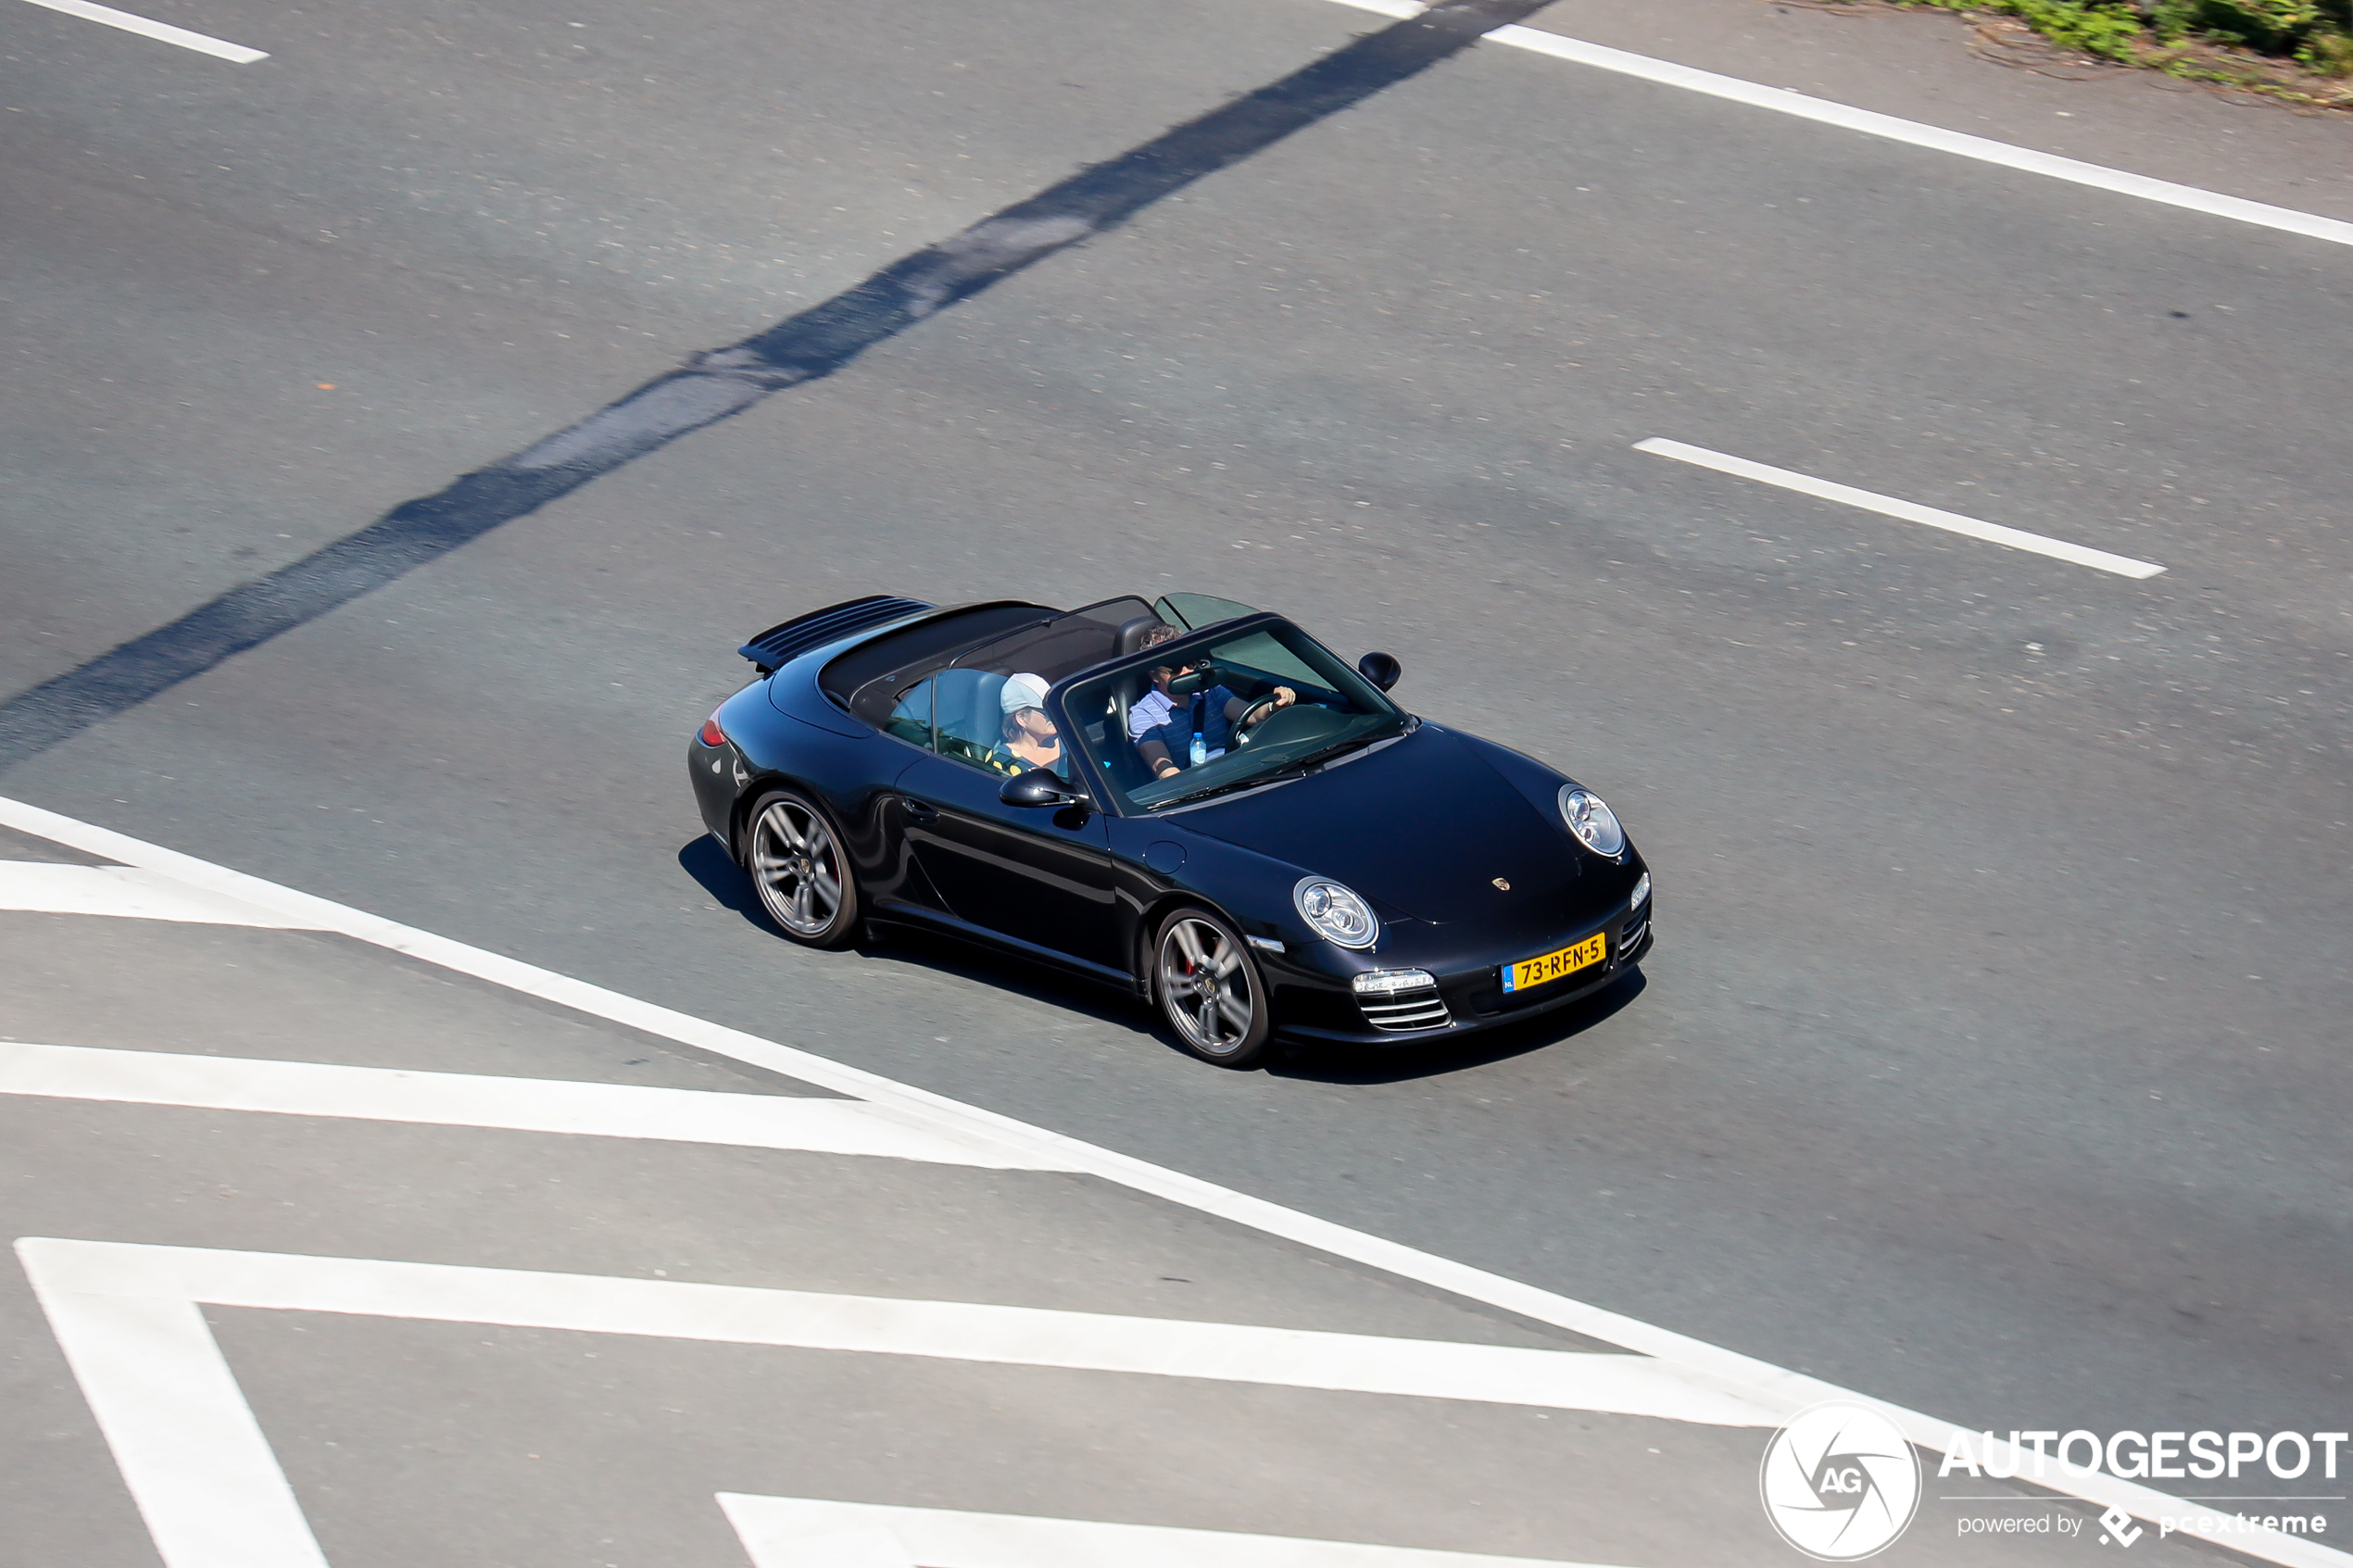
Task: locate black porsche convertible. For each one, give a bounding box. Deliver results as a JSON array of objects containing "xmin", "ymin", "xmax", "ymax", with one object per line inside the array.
[{"xmin": 687, "ymin": 592, "xmax": 1651, "ymax": 1066}]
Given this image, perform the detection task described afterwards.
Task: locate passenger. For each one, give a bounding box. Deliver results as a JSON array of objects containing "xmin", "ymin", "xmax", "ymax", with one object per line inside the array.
[
  {"xmin": 1128, "ymin": 624, "xmax": 1295, "ymax": 781},
  {"xmin": 993, "ymin": 672, "xmax": 1064, "ymax": 775}
]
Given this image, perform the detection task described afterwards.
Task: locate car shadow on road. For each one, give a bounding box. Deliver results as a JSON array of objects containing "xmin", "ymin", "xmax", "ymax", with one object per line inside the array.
[
  {"xmin": 677, "ymin": 834, "xmax": 761, "ymax": 917},
  {"xmin": 678, "ymin": 835, "xmax": 1644, "ymax": 1077},
  {"xmin": 1270, "ymin": 970, "xmax": 1648, "ymax": 1085},
  {"xmin": 863, "ymin": 922, "xmax": 1163, "ymax": 1038},
  {"xmin": 675, "ymin": 835, "xmax": 1157, "ymax": 1038}
]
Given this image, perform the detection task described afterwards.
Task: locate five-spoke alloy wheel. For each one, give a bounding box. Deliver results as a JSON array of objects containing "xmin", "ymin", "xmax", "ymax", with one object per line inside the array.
[
  {"xmin": 748, "ymin": 789, "xmax": 859, "ymax": 947},
  {"xmin": 1154, "ymin": 907, "xmax": 1270, "ymax": 1067}
]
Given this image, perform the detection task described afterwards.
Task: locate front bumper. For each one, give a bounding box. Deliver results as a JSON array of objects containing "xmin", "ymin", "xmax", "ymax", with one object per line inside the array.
[{"xmin": 1268, "ymin": 898, "xmax": 1653, "ymax": 1047}]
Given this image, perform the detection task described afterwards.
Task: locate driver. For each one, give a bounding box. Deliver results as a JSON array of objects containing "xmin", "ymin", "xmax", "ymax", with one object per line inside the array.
[{"xmin": 1128, "ymin": 624, "xmax": 1295, "ymax": 781}]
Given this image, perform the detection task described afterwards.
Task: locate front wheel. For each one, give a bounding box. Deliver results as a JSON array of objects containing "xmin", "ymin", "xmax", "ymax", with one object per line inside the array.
[
  {"xmin": 746, "ymin": 789, "xmax": 861, "ymax": 947},
  {"xmin": 1153, "ymin": 907, "xmax": 1272, "ymax": 1068}
]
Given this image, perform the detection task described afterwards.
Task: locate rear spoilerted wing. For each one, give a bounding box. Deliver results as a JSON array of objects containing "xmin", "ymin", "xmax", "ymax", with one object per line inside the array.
[{"xmin": 737, "ymin": 596, "xmax": 933, "ymax": 675}]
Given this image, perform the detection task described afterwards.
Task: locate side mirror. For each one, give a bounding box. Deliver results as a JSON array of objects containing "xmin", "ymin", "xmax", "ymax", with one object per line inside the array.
[
  {"xmin": 1358, "ymin": 651, "xmax": 1402, "ymax": 692},
  {"xmin": 1000, "ymin": 768, "xmax": 1089, "ymax": 810}
]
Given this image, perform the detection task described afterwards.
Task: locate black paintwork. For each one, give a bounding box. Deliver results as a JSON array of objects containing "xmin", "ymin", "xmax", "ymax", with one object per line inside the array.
[{"xmin": 689, "ymin": 596, "xmax": 1651, "ymax": 1047}]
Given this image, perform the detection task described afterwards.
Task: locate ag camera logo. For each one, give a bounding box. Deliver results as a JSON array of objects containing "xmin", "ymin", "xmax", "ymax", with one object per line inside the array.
[{"xmin": 1760, "ymin": 1401, "xmax": 1922, "ymax": 1560}]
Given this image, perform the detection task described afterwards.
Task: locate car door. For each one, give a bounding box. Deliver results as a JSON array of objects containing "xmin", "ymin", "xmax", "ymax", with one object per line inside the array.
[
  {"xmin": 896, "ymin": 670, "xmax": 1123, "ymax": 973},
  {"xmin": 862, "ymin": 673, "xmax": 957, "ymax": 920}
]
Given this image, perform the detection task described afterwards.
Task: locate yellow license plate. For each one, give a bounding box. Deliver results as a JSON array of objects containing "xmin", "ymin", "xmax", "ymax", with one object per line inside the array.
[{"xmin": 1503, "ymin": 931, "xmax": 1606, "ymax": 994}]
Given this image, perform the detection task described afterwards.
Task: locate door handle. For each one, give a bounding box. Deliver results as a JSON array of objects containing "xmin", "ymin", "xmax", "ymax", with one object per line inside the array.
[{"xmin": 902, "ymin": 798, "xmax": 939, "ymax": 823}]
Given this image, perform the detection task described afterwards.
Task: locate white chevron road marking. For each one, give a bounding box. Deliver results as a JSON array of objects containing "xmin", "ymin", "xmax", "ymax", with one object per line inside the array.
[
  {"xmin": 17, "ymin": 1237, "xmax": 1766, "ymax": 1568},
  {"xmin": 721, "ymin": 1495, "xmax": 1637, "ymax": 1568},
  {"xmin": 0, "ymin": 860, "xmax": 321, "ymax": 927},
  {"xmin": 17, "ymin": 1239, "xmax": 1775, "ymax": 1427},
  {"xmin": 6, "ymin": 793, "xmax": 2347, "ymax": 1567},
  {"xmin": 0, "ymin": 1041, "xmax": 1072, "ymax": 1169}
]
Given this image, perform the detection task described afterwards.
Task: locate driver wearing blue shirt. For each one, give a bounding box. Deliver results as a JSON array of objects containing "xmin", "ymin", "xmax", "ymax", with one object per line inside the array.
[{"xmin": 1128, "ymin": 624, "xmax": 1295, "ymax": 781}]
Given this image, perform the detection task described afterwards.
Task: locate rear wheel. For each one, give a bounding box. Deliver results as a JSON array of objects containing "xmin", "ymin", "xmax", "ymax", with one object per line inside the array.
[
  {"xmin": 747, "ymin": 789, "xmax": 860, "ymax": 947},
  {"xmin": 1153, "ymin": 907, "xmax": 1271, "ymax": 1068}
]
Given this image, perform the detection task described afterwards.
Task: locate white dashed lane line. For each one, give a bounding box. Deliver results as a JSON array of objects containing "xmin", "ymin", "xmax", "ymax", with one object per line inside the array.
[
  {"xmin": 16, "ymin": 0, "xmax": 265, "ymax": 62},
  {"xmin": 1634, "ymin": 437, "xmax": 2169, "ymax": 579}
]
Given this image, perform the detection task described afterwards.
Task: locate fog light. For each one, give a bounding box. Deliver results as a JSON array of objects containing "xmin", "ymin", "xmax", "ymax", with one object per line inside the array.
[
  {"xmin": 1353, "ymin": 968, "xmax": 1435, "ymax": 996},
  {"xmin": 1630, "ymin": 872, "xmax": 1651, "ymax": 910}
]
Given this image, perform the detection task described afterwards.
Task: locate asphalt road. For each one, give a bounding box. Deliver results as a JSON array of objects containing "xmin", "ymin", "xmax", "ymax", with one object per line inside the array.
[
  {"xmin": 4, "ymin": 0, "xmax": 2348, "ymax": 1540},
  {"xmin": 2, "ymin": 881, "xmax": 2255, "ymax": 1568}
]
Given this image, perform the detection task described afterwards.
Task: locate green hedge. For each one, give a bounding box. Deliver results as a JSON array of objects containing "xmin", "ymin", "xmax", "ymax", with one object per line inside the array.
[{"xmin": 1906, "ymin": 0, "xmax": 2353, "ymax": 74}]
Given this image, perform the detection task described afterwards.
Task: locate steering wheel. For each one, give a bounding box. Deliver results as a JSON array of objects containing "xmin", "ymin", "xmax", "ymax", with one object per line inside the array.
[{"xmin": 1231, "ymin": 700, "xmax": 1324, "ymax": 748}]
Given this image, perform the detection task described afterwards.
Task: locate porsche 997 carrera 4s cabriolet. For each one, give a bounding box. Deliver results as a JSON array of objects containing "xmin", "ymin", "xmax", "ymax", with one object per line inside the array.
[{"xmin": 688, "ymin": 592, "xmax": 1651, "ymax": 1067}]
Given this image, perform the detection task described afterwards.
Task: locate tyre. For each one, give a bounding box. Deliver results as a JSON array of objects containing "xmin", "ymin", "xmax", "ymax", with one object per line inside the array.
[
  {"xmin": 745, "ymin": 789, "xmax": 861, "ymax": 947},
  {"xmin": 1153, "ymin": 906, "xmax": 1272, "ymax": 1068}
]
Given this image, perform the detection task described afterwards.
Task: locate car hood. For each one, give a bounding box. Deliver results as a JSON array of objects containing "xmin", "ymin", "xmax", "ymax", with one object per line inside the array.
[{"xmin": 1173, "ymin": 724, "xmax": 1591, "ymax": 928}]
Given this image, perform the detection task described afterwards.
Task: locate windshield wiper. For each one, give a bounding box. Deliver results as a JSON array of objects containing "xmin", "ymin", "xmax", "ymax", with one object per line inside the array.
[
  {"xmin": 1257, "ymin": 732, "xmax": 1387, "ymax": 781},
  {"xmin": 1151, "ymin": 775, "xmax": 1271, "ymax": 809},
  {"xmin": 1296, "ymin": 736, "xmax": 1373, "ymax": 770},
  {"xmin": 1150, "ymin": 734, "xmax": 1384, "ymax": 809}
]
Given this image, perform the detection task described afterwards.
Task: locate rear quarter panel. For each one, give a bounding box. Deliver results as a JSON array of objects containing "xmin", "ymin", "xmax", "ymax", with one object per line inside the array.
[{"xmin": 712, "ymin": 678, "xmax": 917, "ymax": 897}]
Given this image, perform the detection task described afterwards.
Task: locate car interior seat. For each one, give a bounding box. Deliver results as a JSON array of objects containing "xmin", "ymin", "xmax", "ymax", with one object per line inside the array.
[
  {"xmin": 1105, "ymin": 615, "xmax": 1176, "ymax": 771},
  {"xmin": 1092, "ymin": 673, "xmax": 1161, "ymax": 796},
  {"xmin": 933, "ymin": 669, "xmax": 1008, "ymax": 771},
  {"xmin": 1114, "ymin": 614, "xmax": 1171, "ymax": 657}
]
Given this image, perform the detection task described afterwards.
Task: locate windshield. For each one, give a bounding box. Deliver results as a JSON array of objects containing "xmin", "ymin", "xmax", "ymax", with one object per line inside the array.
[{"xmin": 1063, "ymin": 619, "xmax": 1406, "ymax": 812}]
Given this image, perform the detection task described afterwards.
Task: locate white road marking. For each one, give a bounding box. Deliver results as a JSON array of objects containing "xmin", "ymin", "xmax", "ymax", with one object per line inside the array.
[
  {"xmin": 721, "ymin": 1495, "xmax": 1634, "ymax": 1568},
  {"xmin": 12, "ymin": 1236, "xmax": 1758, "ymax": 1568},
  {"xmin": 16, "ymin": 1239, "xmax": 1779, "ymax": 1426},
  {"xmin": 1633, "ymin": 437, "xmax": 2168, "ymax": 578},
  {"xmin": 15, "ymin": 0, "xmax": 265, "ymax": 63},
  {"xmin": 27, "ymin": 1250, "xmax": 328, "ymax": 1568},
  {"xmin": 3, "ymin": 796, "xmax": 2343, "ymax": 1567},
  {"xmin": 0, "ymin": 1041, "xmax": 1072, "ymax": 1170},
  {"xmin": 1325, "ymin": 0, "xmax": 2353, "ymax": 250},
  {"xmin": 0, "ymin": 860, "xmax": 323, "ymax": 927}
]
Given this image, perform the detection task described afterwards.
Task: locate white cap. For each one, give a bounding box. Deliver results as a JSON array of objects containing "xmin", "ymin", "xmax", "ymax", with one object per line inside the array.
[{"xmin": 1000, "ymin": 672, "xmax": 1051, "ymax": 714}]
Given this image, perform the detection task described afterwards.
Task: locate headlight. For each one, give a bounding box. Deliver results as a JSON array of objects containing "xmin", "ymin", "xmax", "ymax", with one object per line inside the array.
[
  {"xmin": 1558, "ymin": 785, "xmax": 1626, "ymax": 858},
  {"xmin": 1293, "ymin": 876, "xmax": 1378, "ymax": 948},
  {"xmin": 1629, "ymin": 871, "xmax": 1651, "ymax": 909}
]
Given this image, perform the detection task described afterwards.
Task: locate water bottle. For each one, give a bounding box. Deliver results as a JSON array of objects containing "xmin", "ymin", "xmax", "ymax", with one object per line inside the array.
[{"xmin": 1189, "ymin": 733, "xmax": 1207, "ymax": 767}]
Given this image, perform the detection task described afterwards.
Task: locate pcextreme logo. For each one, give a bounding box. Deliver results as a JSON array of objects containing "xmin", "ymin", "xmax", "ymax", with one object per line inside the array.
[{"xmin": 1760, "ymin": 1401, "xmax": 1924, "ymax": 1561}]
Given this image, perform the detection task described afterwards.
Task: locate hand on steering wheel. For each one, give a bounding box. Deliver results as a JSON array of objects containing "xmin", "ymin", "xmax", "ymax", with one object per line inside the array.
[{"xmin": 1233, "ymin": 686, "xmax": 1297, "ymax": 743}]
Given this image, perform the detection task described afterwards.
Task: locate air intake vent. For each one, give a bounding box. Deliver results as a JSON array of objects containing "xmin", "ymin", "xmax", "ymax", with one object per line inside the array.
[
  {"xmin": 1358, "ymin": 981, "xmax": 1451, "ymax": 1034},
  {"xmin": 738, "ymin": 596, "xmax": 933, "ymax": 673}
]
